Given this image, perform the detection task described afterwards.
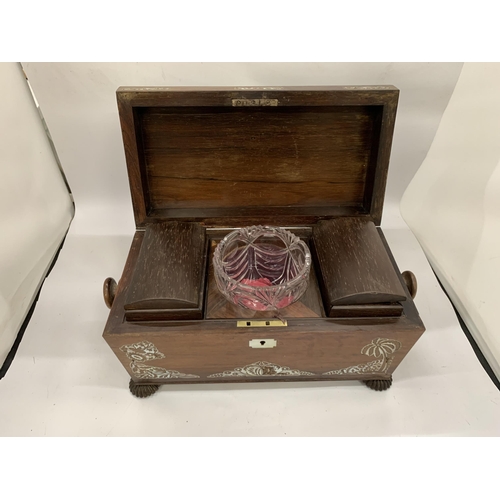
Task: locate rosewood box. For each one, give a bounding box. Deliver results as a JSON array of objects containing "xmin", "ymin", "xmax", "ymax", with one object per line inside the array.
[{"xmin": 102, "ymin": 86, "xmax": 425, "ymax": 397}]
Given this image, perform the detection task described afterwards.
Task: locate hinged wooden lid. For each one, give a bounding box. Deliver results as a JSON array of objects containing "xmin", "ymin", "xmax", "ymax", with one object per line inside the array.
[{"xmin": 117, "ymin": 85, "xmax": 399, "ymax": 228}]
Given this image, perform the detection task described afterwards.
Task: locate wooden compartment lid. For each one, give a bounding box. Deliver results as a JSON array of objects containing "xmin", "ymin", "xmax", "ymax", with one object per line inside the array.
[
  {"xmin": 312, "ymin": 217, "xmax": 407, "ymax": 317},
  {"xmin": 117, "ymin": 86, "xmax": 399, "ymax": 228},
  {"xmin": 124, "ymin": 222, "xmax": 208, "ymax": 321}
]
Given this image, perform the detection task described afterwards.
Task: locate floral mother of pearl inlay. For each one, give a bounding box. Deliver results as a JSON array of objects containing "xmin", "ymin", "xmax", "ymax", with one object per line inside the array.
[
  {"xmin": 119, "ymin": 337, "xmax": 402, "ymax": 380},
  {"xmin": 120, "ymin": 341, "xmax": 199, "ymax": 380},
  {"xmin": 208, "ymin": 361, "xmax": 314, "ymax": 378},
  {"xmin": 323, "ymin": 338, "xmax": 402, "ymax": 375}
]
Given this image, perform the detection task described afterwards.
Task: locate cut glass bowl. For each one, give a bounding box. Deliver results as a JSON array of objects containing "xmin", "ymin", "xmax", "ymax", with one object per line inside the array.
[{"xmin": 213, "ymin": 226, "xmax": 311, "ymax": 311}]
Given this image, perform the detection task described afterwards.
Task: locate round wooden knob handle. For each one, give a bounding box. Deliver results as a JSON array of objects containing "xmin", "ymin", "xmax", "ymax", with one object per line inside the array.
[
  {"xmin": 402, "ymin": 270, "xmax": 417, "ymax": 299},
  {"xmin": 103, "ymin": 277, "xmax": 118, "ymax": 309}
]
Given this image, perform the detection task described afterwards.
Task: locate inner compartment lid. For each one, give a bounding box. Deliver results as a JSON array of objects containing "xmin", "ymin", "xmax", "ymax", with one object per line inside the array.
[
  {"xmin": 117, "ymin": 86, "xmax": 399, "ymax": 227},
  {"xmin": 312, "ymin": 217, "xmax": 407, "ymax": 318},
  {"xmin": 124, "ymin": 221, "xmax": 208, "ymax": 321}
]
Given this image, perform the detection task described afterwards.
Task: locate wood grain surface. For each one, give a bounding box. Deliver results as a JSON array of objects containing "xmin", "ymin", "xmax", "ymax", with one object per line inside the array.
[
  {"xmin": 124, "ymin": 222, "xmax": 207, "ymax": 320},
  {"xmin": 116, "ymin": 87, "xmax": 399, "ymax": 227},
  {"xmin": 312, "ymin": 217, "xmax": 407, "ymax": 316},
  {"xmin": 140, "ymin": 106, "xmax": 373, "ymax": 210}
]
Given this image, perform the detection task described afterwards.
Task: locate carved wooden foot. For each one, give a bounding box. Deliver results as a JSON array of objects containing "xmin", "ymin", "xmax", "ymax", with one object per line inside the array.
[
  {"xmin": 129, "ymin": 379, "xmax": 159, "ymax": 398},
  {"xmin": 363, "ymin": 376, "xmax": 393, "ymax": 391},
  {"xmin": 103, "ymin": 277, "xmax": 118, "ymax": 309}
]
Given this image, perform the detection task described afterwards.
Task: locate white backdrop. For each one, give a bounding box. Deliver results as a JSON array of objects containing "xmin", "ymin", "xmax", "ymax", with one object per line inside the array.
[
  {"xmin": 0, "ymin": 63, "xmax": 73, "ymax": 366},
  {"xmin": 401, "ymin": 62, "xmax": 500, "ymax": 381},
  {"xmin": 2, "ymin": 62, "xmax": 499, "ymax": 437}
]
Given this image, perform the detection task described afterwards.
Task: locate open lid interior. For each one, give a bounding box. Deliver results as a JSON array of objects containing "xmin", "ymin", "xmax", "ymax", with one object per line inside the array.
[{"xmin": 117, "ymin": 86, "xmax": 399, "ymax": 228}]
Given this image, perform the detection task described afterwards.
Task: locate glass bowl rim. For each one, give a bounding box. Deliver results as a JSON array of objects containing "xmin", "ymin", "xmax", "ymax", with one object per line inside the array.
[{"xmin": 213, "ymin": 225, "xmax": 312, "ymax": 293}]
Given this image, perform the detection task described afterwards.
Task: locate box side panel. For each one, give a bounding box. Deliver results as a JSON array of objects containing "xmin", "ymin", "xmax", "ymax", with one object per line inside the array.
[{"xmin": 105, "ymin": 325, "xmax": 424, "ymax": 383}]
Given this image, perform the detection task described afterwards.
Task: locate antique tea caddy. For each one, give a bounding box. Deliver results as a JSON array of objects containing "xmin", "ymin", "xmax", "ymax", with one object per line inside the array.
[{"xmin": 102, "ymin": 86, "xmax": 425, "ymax": 397}]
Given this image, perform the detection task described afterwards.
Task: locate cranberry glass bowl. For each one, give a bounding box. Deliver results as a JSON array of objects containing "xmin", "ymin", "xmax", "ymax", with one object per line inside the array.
[{"xmin": 213, "ymin": 226, "xmax": 311, "ymax": 311}]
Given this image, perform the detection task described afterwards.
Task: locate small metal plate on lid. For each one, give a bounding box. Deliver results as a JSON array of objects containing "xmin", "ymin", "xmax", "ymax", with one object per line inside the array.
[{"xmin": 232, "ymin": 98, "xmax": 278, "ymax": 106}]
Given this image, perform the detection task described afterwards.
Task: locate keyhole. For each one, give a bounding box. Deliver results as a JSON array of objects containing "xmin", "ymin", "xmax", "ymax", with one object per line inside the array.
[{"xmin": 260, "ymin": 341, "xmax": 266, "ymax": 346}]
